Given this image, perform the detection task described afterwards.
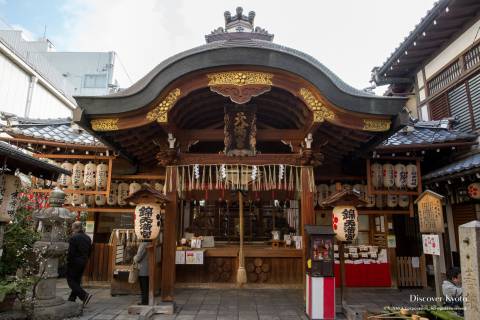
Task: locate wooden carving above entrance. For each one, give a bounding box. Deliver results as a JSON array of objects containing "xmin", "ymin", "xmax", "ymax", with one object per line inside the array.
[
  {"xmin": 146, "ymin": 88, "xmax": 181, "ymax": 123},
  {"xmin": 298, "ymin": 88, "xmax": 335, "ymax": 123},
  {"xmin": 207, "ymin": 71, "xmax": 273, "ymax": 104}
]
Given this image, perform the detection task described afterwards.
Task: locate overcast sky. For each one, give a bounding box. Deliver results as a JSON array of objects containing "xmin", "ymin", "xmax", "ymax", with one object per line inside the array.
[{"xmin": 1, "ymin": 0, "xmax": 437, "ymax": 93}]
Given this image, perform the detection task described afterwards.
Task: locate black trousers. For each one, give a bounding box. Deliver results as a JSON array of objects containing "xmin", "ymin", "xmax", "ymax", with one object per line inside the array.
[
  {"xmin": 67, "ymin": 265, "xmax": 88, "ymax": 302},
  {"xmin": 139, "ymin": 276, "xmax": 149, "ymax": 305}
]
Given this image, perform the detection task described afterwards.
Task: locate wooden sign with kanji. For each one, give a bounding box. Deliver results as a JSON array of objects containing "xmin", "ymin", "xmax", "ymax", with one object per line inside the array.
[{"xmin": 415, "ymin": 190, "xmax": 444, "ymax": 234}]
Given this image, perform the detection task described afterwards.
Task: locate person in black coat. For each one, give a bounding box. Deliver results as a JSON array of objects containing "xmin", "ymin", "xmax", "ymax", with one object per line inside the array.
[{"xmin": 67, "ymin": 221, "xmax": 92, "ymax": 306}]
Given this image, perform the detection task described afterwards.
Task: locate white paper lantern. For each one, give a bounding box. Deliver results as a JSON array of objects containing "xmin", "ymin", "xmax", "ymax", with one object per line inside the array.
[
  {"xmin": 83, "ymin": 162, "xmax": 96, "ymax": 188},
  {"xmin": 86, "ymin": 194, "xmax": 95, "ymax": 206},
  {"xmin": 117, "ymin": 182, "xmax": 129, "ymax": 206},
  {"xmin": 0, "ymin": 175, "xmax": 21, "ymax": 217},
  {"xmin": 96, "ymin": 163, "xmax": 108, "ymax": 189},
  {"xmin": 398, "ymin": 195, "xmax": 409, "ymax": 208},
  {"xmin": 387, "ymin": 194, "xmax": 398, "ymax": 208},
  {"xmin": 129, "ymin": 182, "xmax": 142, "ymax": 206},
  {"xmin": 332, "ymin": 205, "xmax": 358, "ymax": 242},
  {"xmin": 129, "ymin": 182, "xmax": 141, "ymax": 196},
  {"xmin": 95, "ymin": 194, "xmax": 106, "ymax": 206},
  {"xmin": 58, "ymin": 161, "xmax": 73, "ymax": 187},
  {"xmin": 107, "ymin": 182, "xmax": 118, "ymax": 205},
  {"xmin": 72, "ymin": 162, "xmax": 85, "ymax": 187},
  {"xmin": 371, "ymin": 163, "xmax": 383, "ymax": 188},
  {"xmin": 382, "ymin": 163, "xmax": 394, "ymax": 188},
  {"xmin": 134, "ymin": 203, "xmax": 162, "ymax": 240},
  {"xmin": 394, "ymin": 163, "xmax": 407, "ymax": 189},
  {"xmin": 72, "ymin": 189, "xmax": 85, "ymax": 205},
  {"xmin": 406, "ymin": 164, "xmax": 418, "ymax": 189},
  {"xmin": 467, "ymin": 183, "xmax": 480, "ymax": 199},
  {"xmin": 376, "ymin": 195, "xmax": 385, "ymax": 208}
]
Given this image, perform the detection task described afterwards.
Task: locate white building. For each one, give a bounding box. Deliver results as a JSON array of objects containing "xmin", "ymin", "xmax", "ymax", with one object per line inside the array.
[{"xmin": 0, "ymin": 23, "xmax": 122, "ymax": 119}]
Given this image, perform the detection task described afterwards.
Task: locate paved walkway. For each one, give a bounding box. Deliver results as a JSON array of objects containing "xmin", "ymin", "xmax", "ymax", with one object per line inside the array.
[{"xmin": 58, "ymin": 281, "xmax": 434, "ymax": 320}]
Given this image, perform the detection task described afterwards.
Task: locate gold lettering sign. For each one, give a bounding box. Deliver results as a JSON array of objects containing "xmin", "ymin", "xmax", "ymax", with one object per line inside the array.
[
  {"xmin": 415, "ymin": 190, "xmax": 444, "ymax": 234},
  {"xmin": 91, "ymin": 118, "xmax": 119, "ymax": 131},
  {"xmin": 299, "ymin": 88, "xmax": 335, "ymax": 123},
  {"xmin": 207, "ymin": 71, "xmax": 273, "ymax": 86},
  {"xmin": 146, "ymin": 88, "xmax": 181, "ymax": 123},
  {"xmin": 363, "ymin": 119, "xmax": 391, "ymax": 132}
]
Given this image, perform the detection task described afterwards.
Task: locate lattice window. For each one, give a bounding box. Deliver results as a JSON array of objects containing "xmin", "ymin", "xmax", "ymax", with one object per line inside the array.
[
  {"xmin": 429, "ymin": 94, "xmax": 450, "ymax": 120},
  {"xmin": 428, "ymin": 61, "xmax": 462, "ymax": 95},
  {"xmin": 468, "ymin": 72, "xmax": 480, "ymax": 129},
  {"xmin": 464, "ymin": 42, "xmax": 480, "ymax": 71},
  {"xmin": 448, "ymin": 83, "xmax": 473, "ymax": 132}
]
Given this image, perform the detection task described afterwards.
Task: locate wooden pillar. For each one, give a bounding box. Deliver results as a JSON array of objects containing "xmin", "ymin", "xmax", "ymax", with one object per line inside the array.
[
  {"xmin": 386, "ymin": 215, "xmax": 398, "ymax": 288},
  {"xmin": 161, "ymin": 168, "xmax": 178, "ymax": 302},
  {"xmin": 301, "ymin": 167, "xmax": 314, "ymax": 294},
  {"xmin": 148, "ymin": 244, "xmax": 155, "ymax": 306}
]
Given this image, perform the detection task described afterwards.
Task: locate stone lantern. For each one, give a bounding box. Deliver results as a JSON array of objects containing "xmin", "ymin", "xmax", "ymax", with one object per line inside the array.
[{"xmin": 32, "ymin": 188, "xmax": 81, "ymax": 319}]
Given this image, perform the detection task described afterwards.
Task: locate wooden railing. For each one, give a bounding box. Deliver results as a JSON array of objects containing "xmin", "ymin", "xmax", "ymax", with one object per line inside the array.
[
  {"xmin": 427, "ymin": 42, "xmax": 480, "ymax": 96},
  {"xmin": 396, "ymin": 255, "xmax": 427, "ymax": 287},
  {"xmin": 83, "ymin": 243, "xmax": 112, "ymax": 283}
]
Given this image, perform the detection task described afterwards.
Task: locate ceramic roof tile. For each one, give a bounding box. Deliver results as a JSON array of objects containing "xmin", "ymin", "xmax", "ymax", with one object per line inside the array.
[{"xmin": 423, "ymin": 153, "xmax": 480, "ymax": 181}]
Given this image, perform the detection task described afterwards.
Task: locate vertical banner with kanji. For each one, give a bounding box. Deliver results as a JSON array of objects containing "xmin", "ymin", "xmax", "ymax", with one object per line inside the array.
[{"xmin": 224, "ymin": 104, "xmax": 256, "ymax": 156}]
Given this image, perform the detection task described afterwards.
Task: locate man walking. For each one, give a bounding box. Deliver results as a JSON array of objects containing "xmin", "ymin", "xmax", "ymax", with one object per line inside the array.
[{"xmin": 67, "ymin": 221, "xmax": 92, "ymax": 307}]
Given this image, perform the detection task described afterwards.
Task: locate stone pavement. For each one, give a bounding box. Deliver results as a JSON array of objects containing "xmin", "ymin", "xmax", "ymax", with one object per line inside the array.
[{"xmin": 57, "ymin": 280, "xmax": 434, "ymax": 320}]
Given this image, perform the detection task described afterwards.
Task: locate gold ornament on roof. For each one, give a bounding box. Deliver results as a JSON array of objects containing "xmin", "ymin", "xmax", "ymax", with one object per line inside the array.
[
  {"xmin": 299, "ymin": 88, "xmax": 335, "ymax": 123},
  {"xmin": 146, "ymin": 88, "xmax": 181, "ymax": 123},
  {"xmin": 363, "ymin": 119, "xmax": 391, "ymax": 132},
  {"xmin": 207, "ymin": 71, "xmax": 273, "ymax": 86},
  {"xmin": 91, "ymin": 118, "xmax": 119, "ymax": 131}
]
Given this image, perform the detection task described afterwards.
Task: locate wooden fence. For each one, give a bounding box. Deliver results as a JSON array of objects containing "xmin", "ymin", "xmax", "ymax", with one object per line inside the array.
[
  {"xmin": 396, "ymin": 255, "xmax": 427, "ymax": 287},
  {"xmin": 83, "ymin": 243, "xmax": 112, "ymax": 283}
]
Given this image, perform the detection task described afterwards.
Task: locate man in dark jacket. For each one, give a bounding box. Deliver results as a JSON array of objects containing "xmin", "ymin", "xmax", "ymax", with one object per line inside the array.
[{"xmin": 67, "ymin": 221, "xmax": 92, "ymax": 306}]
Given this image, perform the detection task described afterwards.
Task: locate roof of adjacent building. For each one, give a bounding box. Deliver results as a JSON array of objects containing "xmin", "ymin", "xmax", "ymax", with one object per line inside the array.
[
  {"xmin": 75, "ymin": 7, "xmax": 407, "ymax": 118},
  {"xmin": 0, "ymin": 116, "xmax": 104, "ymax": 146},
  {"xmin": 0, "ymin": 141, "xmax": 69, "ymax": 178},
  {"xmin": 378, "ymin": 119, "xmax": 477, "ymax": 149},
  {"xmin": 372, "ymin": 0, "xmax": 480, "ymax": 86},
  {"xmin": 423, "ymin": 152, "xmax": 480, "ymax": 181}
]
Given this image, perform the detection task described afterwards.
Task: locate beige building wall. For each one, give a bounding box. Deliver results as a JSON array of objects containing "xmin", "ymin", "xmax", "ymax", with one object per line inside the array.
[{"xmin": 424, "ymin": 17, "xmax": 480, "ymax": 79}]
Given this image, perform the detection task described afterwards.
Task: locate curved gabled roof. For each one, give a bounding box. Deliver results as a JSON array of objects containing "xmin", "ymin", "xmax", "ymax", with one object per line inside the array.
[{"xmin": 75, "ymin": 39, "xmax": 406, "ymax": 116}]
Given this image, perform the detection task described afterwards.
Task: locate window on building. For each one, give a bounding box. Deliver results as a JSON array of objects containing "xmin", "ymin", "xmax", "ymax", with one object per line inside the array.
[
  {"xmin": 84, "ymin": 74, "xmax": 107, "ymax": 88},
  {"xmin": 418, "ymin": 104, "xmax": 430, "ymax": 121}
]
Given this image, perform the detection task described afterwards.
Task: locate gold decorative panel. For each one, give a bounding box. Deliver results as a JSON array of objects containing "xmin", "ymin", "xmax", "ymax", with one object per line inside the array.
[
  {"xmin": 207, "ymin": 71, "xmax": 273, "ymax": 86},
  {"xmin": 299, "ymin": 88, "xmax": 335, "ymax": 123},
  {"xmin": 146, "ymin": 88, "xmax": 181, "ymax": 123},
  {"xmin": 363, "ymin": 119, "xmax": 391, "ymax": 132},
  {"xmin": 91, "ymin": 118, "xmax": 119, "ymax": 131}
]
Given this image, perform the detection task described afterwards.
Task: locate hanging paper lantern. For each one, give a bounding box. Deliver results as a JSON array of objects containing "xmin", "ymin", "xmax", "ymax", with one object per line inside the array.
[
  {"xmin": 467, "ymin": 183, "xmax": 480, "ymax": 199},
  {"xmin": 72, "ymin": 190, "xmax": 85, "ymax": 205},
  {"xmin": 376, "ymin": 195, "xmax": 385, "ymax": 208},
  {"xmin": 332, "ymin": 205, "xmax": 358, "ymax": 242},
  {"xmin": 96, "ymin": 163, "xmax": 108, "ymax": 189},
  {"xmin": 406, "ymin": 164, "xmax": 418, "ymax": 189},
  {"xmin": 107, "ymin": 182, "xmax": 118, "ymax": 205},
  {"xmin": 117, "ymin": 182, "xmax": 129, "ymax": 206},
  {"xmin": 387, "ymin": 194, "xmax": 398, "ymax": 208},
  {"xmin": 398, "ymin": 195, "xmax": 409, "ymax": 208},
  {"xmin": 383, "ymin": 163, "xmax": 394, "ymax": 188},
  {"xmin": 57, "ymin": 161, "xmax": 73, "ymax": 187},
  {"xmin": 72, "ymin": 162, "xmax": 85, "ymax": 187},
  {"xmin": 134, "ymin": 203, "xmax": 162, "ymax": 240},
  {"xmin": 0, "ymin": 175, "xmax": 21, "ymax": 218},
  {"xmin": 83, "ymin": 162, "xmax": 96, "ymax": 188},
  {"xmin": 65, "ymin": 193, "xmax": 74, "ymax": 205},
  {"xmin": 86, "ymin": 194, "xmax": 95, "ymax": 206},
  {"xmin": 129, "ymin": 182, "xmax": 142, "ymax": 206},
  {"xmin": 95, "ymin": 194, "xmax": 106, "ymax": 206},
  {"xmin": 394, "ymin": 163, "xmax": 407, "ymax": 189},
  {"xmin": 371, "ymin": 163, "xmax": 383, "ymax": 188}
]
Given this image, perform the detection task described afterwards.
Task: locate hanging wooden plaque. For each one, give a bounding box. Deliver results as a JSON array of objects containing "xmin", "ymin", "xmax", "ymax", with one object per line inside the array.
[{"xmin": 224, "ymin": 104, "xmax": 256, "ymax": 156}]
